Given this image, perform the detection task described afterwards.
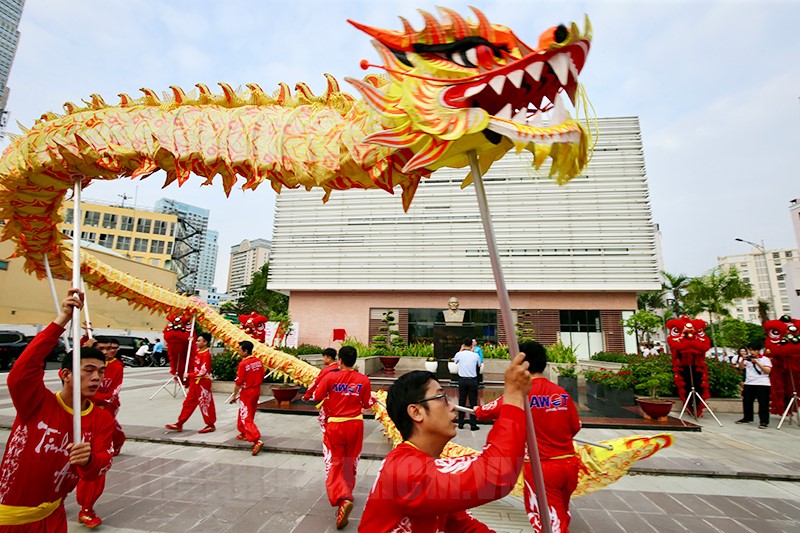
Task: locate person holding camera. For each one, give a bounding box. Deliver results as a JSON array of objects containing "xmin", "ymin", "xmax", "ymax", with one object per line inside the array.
[{"xmin": 735, "ymin": 342, "xmax": 772, "ymax": 428}]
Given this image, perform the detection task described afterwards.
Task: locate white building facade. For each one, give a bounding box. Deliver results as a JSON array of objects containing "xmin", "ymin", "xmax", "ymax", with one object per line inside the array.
[
  {"xmin": 227, "ymin": 238, "xmax": 271, "ymax": 299},
  {"xmin": 269, "ymin": 116, "xmax": 660, "ymax": 356},
  {"xmin": 718, "ymin": 248, "xmax": 795, "ymax": 322}
]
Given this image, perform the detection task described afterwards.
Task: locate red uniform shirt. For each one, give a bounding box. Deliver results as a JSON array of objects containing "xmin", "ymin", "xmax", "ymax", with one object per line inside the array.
[
  {"xmin": 475, "ymin": 378, "xmax": 581, "ymax": 459},
  {"xmin": 359, "ymin": 404, "xmax": 526, "ymax": 532},
  {"xmin": 235, "ymin": 356, "xmax": 265, "ymax": 389},
  {"xmin": 311, "ymin": 369, "xmax": 373, "ymax": 418},
  {"xmin": 303, "ymin": 362, "xmax": 339, "ymax": 401},
  {"xmin": 0, "ymin": 323, "xmax": 114, "ymax": 510},
  {"xmin": 92, "ymin": 358, "xmax": 123, "ymax": 411},
  {"xmin": 188, "ymin": 348, "xmax": 212, "ymax": 379}
]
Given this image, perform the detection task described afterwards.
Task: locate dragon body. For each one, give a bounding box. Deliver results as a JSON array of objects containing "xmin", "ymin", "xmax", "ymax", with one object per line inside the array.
[
  {"xmin": 0, "ymin": 7, "xmax": 669, "ymax": 497},
  {"xmin": 763, "ymin": 316, "xmax": 800, "ymax": 415},
  {"xmin": 666, "ymin": 316, "xmax": 712, "ymax": 417}
]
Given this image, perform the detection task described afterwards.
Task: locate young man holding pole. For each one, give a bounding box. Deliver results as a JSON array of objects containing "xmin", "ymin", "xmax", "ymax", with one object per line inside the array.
[
  {"xmin": 312, "ymin": 346, "xmax": 373, "ymax": 530},
  {"xmin": 475, "ymin": 340, "xmax": 582, "ymax": 533},
  {"xmin": 0, "ymin": 290, "xmax": 114, "ymax": 531},
  {"xmin": 303, "ymin": 347, "xmax": 339, "ymax": 434},
  {"xmin": 229, "ymin": 340, "xmax": 265, "ymax": 455},
  {"xmin": 165, "ymin": 332, "xmax": 217, "ymax": 433},
  {"xmin": 359, "ymin": 352, "xmax": 532, "ymax": 532}
]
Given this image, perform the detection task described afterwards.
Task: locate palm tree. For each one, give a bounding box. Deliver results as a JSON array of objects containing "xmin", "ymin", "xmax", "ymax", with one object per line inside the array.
[
  {"xmin": 757, "ymin": 299, "xmax": 771, "ymax": 324},
  {"xmin": 684, "ymin": 266, "xmax": 753, "ymax": 348},
  {"xmin": 661, "ymin": 271, "xmax": 689, "ymax": 318},
  {"xmin": 637, "ymin": 291, "xmax": 665, "ymax": 312}
]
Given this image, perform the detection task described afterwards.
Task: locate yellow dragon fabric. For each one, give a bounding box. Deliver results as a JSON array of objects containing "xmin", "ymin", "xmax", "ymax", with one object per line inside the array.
[{"xmin": 0, "ymin": 6, "xmax": 669, "ymax": 496}]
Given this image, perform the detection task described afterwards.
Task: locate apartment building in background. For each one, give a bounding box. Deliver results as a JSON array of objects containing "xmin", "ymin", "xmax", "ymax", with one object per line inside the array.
[
  {"xmin": 155, "ymin": 198, "xmax": 216, "ymax": 294},
  {"xmin": 270, "ymin": 117, "xmax": 661, "ymax": 357},
  {"xmin": 718, "ymin": 247, "xmax": 795, "ymax": 322},
  {"xmin": 227, "ymin": 238, "xmax": 271, "ymax": 299},
  {"xmin": 0, "ymin": 0, "xmax": 24, "ymax": 133}
]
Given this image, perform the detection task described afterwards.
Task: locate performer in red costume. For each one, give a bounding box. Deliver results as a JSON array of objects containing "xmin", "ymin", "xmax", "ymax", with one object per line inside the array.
[
  {"xmin": 0, "ymin": 289, "xmax": 114, "ymax": 532},
  {"xmin": 303, "ymin": 347, "xmax": 339, "ymax": 435},
  {"xmin": 239, "ymin": 312, "xmax": 268, "ymax": 343},
  {"xmin": 162, "ymin": 312, "xmax": 193, "ymax": 382},
  {"xmin": 666, "ymin": 316, "xmax": 712, "ymax": 417},
  {"xmin": 165, "ymin": 332, "xmax": 217, "ymax": 433},
  {"xmin": 763, "ymin": 315, "xmax": 800, "ymax": 416},
  {"xmin": 475, "ymin": 341, "xmax": 581, "ymax": 533},
  {"xmin": 75, "ymin": 336, "xmax": 126, "ymax": 528},
  {"xmin": 229, "ymin": 340, "xmax": 265, "ymax": 455},
  {"xmin": 359, "ymin": 352, "xmax": 532, "ymax": 532},
  {"xmin": 312, "ymin": 346, "xmax": 373, "ymax": 530}
]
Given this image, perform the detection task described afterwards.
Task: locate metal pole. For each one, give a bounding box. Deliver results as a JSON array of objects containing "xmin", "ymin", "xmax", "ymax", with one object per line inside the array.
[
  {"xmin": 43, "ymin": 254, "xmax": 72, "ymax": 352},
  {"xmin": 183, "ymin": 317, "xmax": 196, "ymax": 378},
  {"xmin": 468, "ymin": 150, "xmax": 552, "ymax": 533},
  {"xmin": 71, "ymin": 181, "xmax": 82, "ymax": 445},
  {"xmin": 80, "ymin": 278, "xmax": 93, "ymax": 340}
]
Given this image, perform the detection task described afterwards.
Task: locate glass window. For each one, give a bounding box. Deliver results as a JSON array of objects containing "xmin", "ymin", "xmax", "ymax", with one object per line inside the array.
[
  {"xmin": 116, "ymin": 236, "xmax": 131, "ymax": 251},
  {"xmin": 102, "ymin": 213, "xmax": 117, "ymax": 229},
  {"xmin": 136, "ymin": 218, "xmax": 152, "ymax": 233},
  {"xmin": 559, "ymin": 310, "xmax": 601, "ymax": 332},
  {"xmin": 80, "ymin": 231, "xmax": 96, "ymax": 242},
  {"xmin": 169, "ymin": 222, "xmax": 175, "ymax": 237},
  {"xmin": 64, "ymin": 208, "xmax": 73, "ymax": 224},
  {"xmin": 407, "ymin": 308, "xmax": 497, "ymax": 345},
  {"xmin": 166, "ymin": 241, "xmax": 173, "ymax": 255},
  {"xmin": 84, "ymin": 211, "xmax": 100, "ymax": 226},
  {"xmin": 786, "ymin": 251, "xmax": 793, "ymax": 258},
  {"xmin": 133, "ymin": 238, "xmax": 149, "ymax": 252},
  {"xmin": 120, "ymin": 216, "xmax": 134, "ymax": 231},
  {"xmin": 150, "ymin": 240, "xmax": 165, "ymax": 254},
  {"xmin": 153, "ymin": 220, "xmax": 167, "ymax": 235},
  {"xmin": 98, "ymin": 234, "xmax": 114, "ymax": 248}
]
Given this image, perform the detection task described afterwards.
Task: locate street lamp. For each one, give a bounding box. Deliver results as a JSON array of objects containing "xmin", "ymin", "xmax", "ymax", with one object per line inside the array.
[{"xmin": 735, "ymin": 237, "xmax": 779, "ymax": 320}]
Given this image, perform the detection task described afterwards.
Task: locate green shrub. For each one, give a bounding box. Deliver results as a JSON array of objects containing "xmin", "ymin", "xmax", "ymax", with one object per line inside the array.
[
  {"xmin": 591, "ymin": 351, "xmax": 635, "ymax": 364},
  {"xmin": 483, "ymin": 343, "xmax": 509, "ymax": 359},
  {"xmin": 546, "ymin": 342, "xmax": 578, "ymax": 363},
  {"xmin": 211, "ymin": 351, "xmax": 240, "ymax": 381},
  {"xmin": 401, "ymin": 342, "xmax": 434, "ymax": 358},
  {"xmin": 627, "ymin": 353, "xmax": 676, "ymax": 399},
  {"xmin": 296, "ymin": 343, "xmax": 323, "ymax": 356},
  {"xmin": 556, "ymin": 363, "xmax": 577, "ymax": 379},
  {"xmin": 707, "ymin": 357, "xmax": 743, "ymax": 398}
]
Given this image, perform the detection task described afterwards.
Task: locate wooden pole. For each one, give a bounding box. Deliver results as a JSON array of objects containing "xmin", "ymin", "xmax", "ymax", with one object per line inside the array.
[
  {"xmin": 467, "ymin": 150, "xmax": 552, "ymax": 533},
  {"xmin": 71, "ymin": 180, "xmax": 82, "ymax": 445}
]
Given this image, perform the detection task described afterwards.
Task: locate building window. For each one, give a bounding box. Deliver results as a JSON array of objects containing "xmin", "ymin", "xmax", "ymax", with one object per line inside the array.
[
  {"xmin": 170, "ymin": 222, "xmax": 175, "ymax": 237},
  {"xmin": 787, "ymin": 251, "xmax": 793, "ymax": 258},
  {"xmin": 150, "ymin": 240, "xmax": 165, "ymax": 254},
  {"xmin": 101, "ymin": 213, "xmax": 117, "ymax": 229},
  {"xmin": 150, "ymin": 258, "xmax": 160, "ymax": 266},
  {"xmin": 153, "ymin": 220, "xmax": 167, "ymax": 235},
  {"xmin": 133, "ymin": 238, "xmax": 149, "ymax": 252},
  {"xmin": 80, "ymin": 231, "xmax": 96, "ymax": 242},
  {"xmin": 773, "ymin": 252, "xmax": 780, "ymax": 259},
  {"xmin": 559, "ymin": 310, "xmax": 601, "ymax": 332},
  {"xmin": 406, "ymin": 308, "xmax": 497, "ymax": 345},
  {"xmin": 98, "ymin": 234, "xmax": 114, "ymax": 248},
  {"xmin": 136, "ymin": 218, "xmax": 152, "ymax": 233},
  {"xmin": 120, "ymin": 216, "xmax": 134, "ymax": 231},
  {"xmin": 64, "ymin": 208, "xmax": 73, "ymax": 224},
  {"xmin": 116, "ymin": 236, "xmax": 131, "ymax": 251},
  {"xmin": 166, "ymin": 241, "xmax": 173, "ymax": 255},
  {"xmin": 84, "ymin": 211, "xmax": 100, "ymax": 227}
]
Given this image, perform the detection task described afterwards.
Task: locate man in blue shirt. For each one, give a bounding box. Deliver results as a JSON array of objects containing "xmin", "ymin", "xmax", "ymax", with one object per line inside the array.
[{"xmin": 454, "ymin": 339, "xmax": 481, "ymax": 430}]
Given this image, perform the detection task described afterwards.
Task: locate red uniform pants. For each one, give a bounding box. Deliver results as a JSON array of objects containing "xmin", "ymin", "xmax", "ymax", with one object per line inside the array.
[
  {"xmin": 177, "ymin": 378, "xmax": 216, "ymax": 426},
  {"xmin": 237, "ymin": 387, "xmax": 261, "ymax": 442},
  {"xmin": 523, "ymin": 456, "xmax": 579, "ymax": 533},
  {"xmin": 322, "ymin": 419, "xmax": 363, "ymax": 506}
]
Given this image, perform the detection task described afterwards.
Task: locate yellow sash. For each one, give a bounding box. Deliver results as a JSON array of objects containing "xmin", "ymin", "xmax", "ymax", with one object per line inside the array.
[
  {"xmin": 327, "ymin": 415, "xmax": 364, "ymax": 423},
  {"xmin": 0, "ymin": 498, "xmax": 62, "ymax": 525}
]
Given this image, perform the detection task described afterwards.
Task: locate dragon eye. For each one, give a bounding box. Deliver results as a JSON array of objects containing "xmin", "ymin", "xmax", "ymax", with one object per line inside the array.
[
  {"xmin": 670, "ymin": 327, "xmax": 680, "ymax": 336},
  {"xmin": 768, "ymin": 328, "xmax": 781, "ymax": 339}
]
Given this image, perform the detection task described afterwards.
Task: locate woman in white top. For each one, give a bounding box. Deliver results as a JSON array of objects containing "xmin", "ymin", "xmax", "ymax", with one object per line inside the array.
[{"xmin": 735, "ymin": 343, "xmax": 772, "ymax": 428}]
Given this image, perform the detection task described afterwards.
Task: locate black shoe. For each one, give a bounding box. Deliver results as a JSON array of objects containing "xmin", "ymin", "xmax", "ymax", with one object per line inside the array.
[
  {"xmin": 735, "ymin": 419, "xmax": 752, "ymax": 424},
  {"xmin": 458, "ymin": 425, "xmax": 464, "ymax": 430},
  {"xmin": 759, "ymin": 424, "xmax": 768, "ymax": 429},
  {"xmin": 470, "ymin": 426, "xmax": 480, "ymax": 431}
]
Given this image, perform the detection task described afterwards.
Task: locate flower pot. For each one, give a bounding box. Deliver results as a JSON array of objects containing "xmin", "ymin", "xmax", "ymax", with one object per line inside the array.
[
  {"xmin": 586, "ymin": 381, "xmax": 605, "ymax": 399},
  {"xmin": 636, "ymin": 398, "xmax": 675, "ymax": 420},
  {"xmin": 424, "ymin": 361, "xmax": 438, "ymax": 373},
  {"xmin": 606, "ymin": 388, "xmax": 635, "ymax": 406},
  {"xmin": 271, "ymin": 385, "xmax": 300, "ymax": 405},
  {"xmin": 479, "ymin": 363, "xmax": 484, "ymax": 375},
  {"xmin": 448, "ymin": 361, "xmax": 459, "ymax": 375},
  {"xmin": 558, "ymin": 376, "xmax": 578, "ymax": 402},
  {"xmin": 379, "ymin": 356, "xmax": 401, "ymax": 373}
]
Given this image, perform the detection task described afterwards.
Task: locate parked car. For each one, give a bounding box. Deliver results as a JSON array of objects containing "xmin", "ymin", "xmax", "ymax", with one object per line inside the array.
[{"xmin": 0, "ymin": 330, "xmax": 68, "ymax": 370}]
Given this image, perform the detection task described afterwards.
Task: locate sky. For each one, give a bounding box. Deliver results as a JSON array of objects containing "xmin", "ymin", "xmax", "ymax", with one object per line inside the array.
[{"xmin": 3, "ymin": 0, "xmax": 800, "ymax": 289}]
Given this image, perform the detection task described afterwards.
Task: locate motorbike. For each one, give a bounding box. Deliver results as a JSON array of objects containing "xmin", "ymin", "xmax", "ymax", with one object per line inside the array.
[{"xmin": 120, "ymin": 348, "xmax": 169, "ymax": 368}]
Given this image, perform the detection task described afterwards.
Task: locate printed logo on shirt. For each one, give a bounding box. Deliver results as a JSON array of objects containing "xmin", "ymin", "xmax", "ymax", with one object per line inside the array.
[
  {"xmin": 529, "ymin": 394, "xmax": 569, "ymax": 410},
  {"xmin": 332, "ymin": 382, "xmax": 363, "ymax": 395}
]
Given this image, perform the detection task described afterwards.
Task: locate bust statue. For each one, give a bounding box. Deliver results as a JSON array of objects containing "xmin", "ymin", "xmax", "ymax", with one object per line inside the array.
[{"xmin": 442, "ymin": 297, "xmax": 465, "ymax": 324}]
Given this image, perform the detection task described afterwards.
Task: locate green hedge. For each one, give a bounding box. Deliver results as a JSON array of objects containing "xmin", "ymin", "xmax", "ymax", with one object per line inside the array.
[
  {"xmin": 590, "ymin": 351, "xmax": 635, "ymax": 364},
  {"xmin": 211, "ymin": 351, "xmax": 240, "ymax": 381}
]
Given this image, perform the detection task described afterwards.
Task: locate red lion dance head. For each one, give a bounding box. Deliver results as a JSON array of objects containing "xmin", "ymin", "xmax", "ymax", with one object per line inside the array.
[
  {"xmin": 239, "ymin": 312, "xmax": 268, "ymax": 343},
  {"xmin": 666, "ymin": 315, "xmax": 712, "ymax": 416},
  {"xmin": 763, "ymin": 315, "xmax": 800, "ymax": 415},
  {"xmin": 163, "ymin": 312, "xmax": 193, "ymax": 377}
]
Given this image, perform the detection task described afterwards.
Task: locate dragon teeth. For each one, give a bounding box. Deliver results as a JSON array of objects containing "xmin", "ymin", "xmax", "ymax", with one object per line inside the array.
[
  {"xmin": 547, "ymin": 54, "xmax": 570, "ymax": 85},
  {"xmin": 507, "ymin": 70, "xmax": 524, "ymax": 89},
  {"xmin": 495, "ymin": 103, "xmax": 513, "ymax": 120},
  {"xmin": 463, "ymin": 83, "xmax": 486, "ymax": 99},
  {"xmin": 524, "ymin": 62, "xmax": 543, "ymax": 82},
  {"xmin": 512, "ymin": 107, "xmax": 527, "ymax": 123},
  {"xmin": 489, "ymin": 75, "xmax": 506, "ymax": 95},
  {"xmin": 550, "ymin": 94, "xmax": 569, "ymax": 124}
]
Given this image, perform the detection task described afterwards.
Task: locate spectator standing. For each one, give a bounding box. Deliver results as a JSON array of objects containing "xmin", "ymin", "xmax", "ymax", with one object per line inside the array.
[
  {"xmin": 736, "ymin": 342, "xmax": 772, "ymax": 428},
  {"xmin": 454, "ymin": 339, "xmax": 481, "ymax": 430}
]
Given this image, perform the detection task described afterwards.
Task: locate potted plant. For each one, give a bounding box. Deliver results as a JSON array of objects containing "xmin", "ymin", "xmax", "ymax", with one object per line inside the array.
[
  {"xmin": 556, "ymin": 364, "xmax": 578, "ymax": 401},
  {"xmin": 633, "ymin": 357, "xmax": 676, "ymax": 420},
  {"xmin": 447, "ymin": 358, "xmax": 459, "ymax": 375},
  {"xmin": 270, "ymin": 374, "xmax": 301, "ymax": 405},
  {"xmin": 604, "ymin": 369, "xmax": 636, "ymax": 406},
  {"xmin": 373, "ymin": 310, "xmax": 402, "ymax": 372},
  {"xmin": 424, "ymin": 356, "xmax": 438, "ymax": 373},
  {"xmin": 583, "ymin": 368, "xmax": 611, "ymax": 399}
]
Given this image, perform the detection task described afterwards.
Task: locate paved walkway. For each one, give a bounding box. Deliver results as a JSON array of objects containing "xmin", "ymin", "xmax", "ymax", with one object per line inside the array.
[{"xmin": 0, "ymin": 367, "xmax": 799, "ymax": 531}]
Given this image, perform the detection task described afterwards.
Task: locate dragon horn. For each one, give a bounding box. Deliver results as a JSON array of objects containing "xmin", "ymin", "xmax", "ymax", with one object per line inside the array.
[
  {"xmin": 275, "ymin": 82, "xmax": 291, "ymax": 104},
  {"xmin": 118, "ymin": 93, "xmax": 133, "ymax": 107},
  {"xmin": 170, "ymin": 86, "xmax": 188, "ymax": 104},
  {"xmin": 323, "ymin": 74, "xmax": 340, "ymax": 96},
  {"xmin": 437, "ymin": 7, "xmax": 469, "ymax": 39},
  {"xmin": 471, "ymin": 6, "xmax": 495, "ymax": 42},
  {"xmin": 417, "ymin": 9, "xmax": 445, "ymax": 45},
  {"xmin": 218, "ymin": 82, "xmax": 237, "ymax": 105},
  {"xmin": 140, "ymin": 88, "xmax": 161, "ymax": 105}
]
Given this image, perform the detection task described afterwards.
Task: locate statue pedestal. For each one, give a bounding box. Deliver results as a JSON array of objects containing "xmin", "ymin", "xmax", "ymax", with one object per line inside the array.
[{"xmin": 433, "ymin": 324, "xmax": 473, "ymax": 382}]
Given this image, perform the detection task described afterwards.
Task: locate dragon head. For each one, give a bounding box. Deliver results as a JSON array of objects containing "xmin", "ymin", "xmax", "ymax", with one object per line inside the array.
[
  {"xmin": 347, "ymin": 7, "xmax": 592, "ymax": 180},
  {"xmin": 764, "ymin": 315, "xmax": 800, "ymax": 358},
  {"xmin": 666, "ymin": 315, "xmax": 711, "ymax": 355}
]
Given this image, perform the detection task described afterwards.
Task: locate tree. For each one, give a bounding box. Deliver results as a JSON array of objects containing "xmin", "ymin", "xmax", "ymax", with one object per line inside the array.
[
  {"xmin": 661, "ymin": 271, "xmax": 689, "ymax": 319},
  {"xmin": 683, "ymin": 266, "xmax": 753, "ymax": 350},
  {"xmin": 757, "ymin": 299, "xmax": 771, "ymax": 324},
  {"xmin": 622, "ymin": 310, "xmax": 663, "ymax": 346},
  {"xmin": 220, "ymin": 263, "xmax": 288, "ymax": 319},
  {"xmin": 716, "ymin": 317, "xmax": 765, "ymax": 349},
  {"xmin": 637, "ymin": 291, "xmax": 664, "ymax": 312}
]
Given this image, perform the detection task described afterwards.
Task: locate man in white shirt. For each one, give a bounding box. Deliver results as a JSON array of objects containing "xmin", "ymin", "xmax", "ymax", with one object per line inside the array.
[
  {"xmin": 454, "ymin": 339, "xmax": 481, "ymax": 430},
  {"xmin": 736, "ymin": 342, "xmax": 772, "ymax": 429}
]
